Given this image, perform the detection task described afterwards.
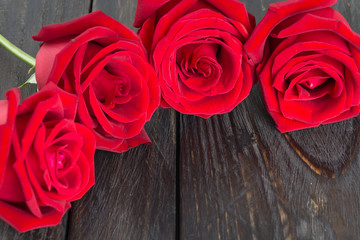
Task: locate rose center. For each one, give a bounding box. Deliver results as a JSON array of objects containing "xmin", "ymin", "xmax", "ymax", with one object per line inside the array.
[
  {"xmin": 177, "ymin": 43, "xmax": 221, "ymax": 79},
  {"xmin": 115, "ymin": 79, "xmax": 129, "ymax": 96},
  {"xmin": 92, "ymin": 63, "xmax": 134, "ymax": 109},
  {"xmin": 283, "ymin": 72, "xmax": 336, "ymax": 101},
  {"xmin": 46, "ymin": 146, "xmax": 69, "ymax": 173},
  {"xmin": 300, "ymin": 77, "xmax": 328, "ymax": 90},
  {"xmin": 193, "ymin": 58, "xmax": 214, "ymax": 78},
  {"xmin": 103, "ymin": 77, "xmax": 131, "ymax": 108},
  {"xmin": 56, "ymin": 151, "xmax": 66, "ymax": 170}
]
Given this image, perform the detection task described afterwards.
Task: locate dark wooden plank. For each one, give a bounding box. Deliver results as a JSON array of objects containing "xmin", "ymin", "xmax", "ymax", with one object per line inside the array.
[
  {"xmin": 67, "ymin": 109, "xmax": 177, "ymax": 240},
  {"xmin": 180, "ymin": 0, "xmax": 360, "ymax": 239},
  {"xmin": 92, "ymin": 0, "xmax": 137, "ymax": 30},
  {"xmin": 0, "ymin": 0, "xmax": 90, "ymax": 239},
  {"xmin": 180, "ymin": 111, "xmax": 275, "ymax": 240},
  {"xmin": 66, "ymin": 1, "xmax": 177, "ymax": 239}
]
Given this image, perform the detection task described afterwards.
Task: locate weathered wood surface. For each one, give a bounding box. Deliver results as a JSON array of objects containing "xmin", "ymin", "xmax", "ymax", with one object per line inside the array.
[
  {"xmin": 180, "ymin": 1, "xmax": 360, "ymax": 239},
  {"xmin": 0, "ymin": 0, "xmax": 359, "ymax": 239}
]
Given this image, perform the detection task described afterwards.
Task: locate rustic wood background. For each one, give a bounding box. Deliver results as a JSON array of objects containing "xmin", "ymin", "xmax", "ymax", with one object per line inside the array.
[{"xmin": 0, "ymin": 0, "xmax": 359, "ymax": 239}]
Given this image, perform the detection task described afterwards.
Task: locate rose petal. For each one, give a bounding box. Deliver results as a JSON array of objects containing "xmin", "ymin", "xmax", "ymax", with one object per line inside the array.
[
  {"xmin": 0, "ymin": 200, "xmax": 70, "ymax": 233},
  {"xmin": 244, "ymin": 0, "xmax": 337, "ymax": 64},
  {"xmin": 33, "ymin": 11, "xmax": 138, "ymax": 42}
]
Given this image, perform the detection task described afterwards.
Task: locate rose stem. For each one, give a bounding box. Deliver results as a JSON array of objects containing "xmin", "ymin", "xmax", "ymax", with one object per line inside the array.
[{"xmin": 0, "ymin": 34, "xmax": 35, "ymax": 66}]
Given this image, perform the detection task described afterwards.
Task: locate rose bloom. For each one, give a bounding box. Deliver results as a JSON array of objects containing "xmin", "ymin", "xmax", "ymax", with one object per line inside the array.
[
  {"xmin": 33, "ymin": 11, "xmax": 160, "ymax": 153},
  {"xmin": 244, "ymin": 0, "xmax": 360, "ymax": 132},
  {"xmin": 0, "ymin": 84, "xmax": 95, "ymax": 232},
  {"xmin": 134, "ymin": 0, "xmax": 256, "ymax": 117}
]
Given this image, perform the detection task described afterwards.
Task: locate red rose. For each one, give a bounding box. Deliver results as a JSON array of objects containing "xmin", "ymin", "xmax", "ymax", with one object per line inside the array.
[
  {"xmin": 33, "ymin": 11, "xmax": 160, "ymax": 153},
  {"xmin": 244, "ymin": 0, "xmax": 360, "ymax": 132},
  {"xmin": 0, "ymin": 84, "xmax": 95, "ymax": 232},
  {"xmin": 134, "ymin": 0, "xmax": 256, "ymax": 117}
]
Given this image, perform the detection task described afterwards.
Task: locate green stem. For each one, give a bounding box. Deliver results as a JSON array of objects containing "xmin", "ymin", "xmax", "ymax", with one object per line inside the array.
[
  {"xmin": 19, "ymin": 73, "xmax": 36, "ymax": 89},
  {"xmin": 0, "ymin": 34, "xmax": 35, "ymax": 66}
]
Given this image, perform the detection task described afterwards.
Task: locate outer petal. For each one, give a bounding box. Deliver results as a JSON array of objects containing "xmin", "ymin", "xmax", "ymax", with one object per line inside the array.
[
  {"xmin": 0, "ymin": 88, "xmax": 20, "ymax": 186},
  {"xmin": 134, "ymin": 0, "xmax": 171, "ymax": 27},
  {"xmin": 0, "ymin": 200, "xmax": 70, "ymax": 233},
  {"xmin": 95, "ymin": 128, "xmax": 151, "ymax": 153},
  {"xmin": 146, "ymin": 64, "xmax": 161, "ymax": 121},
  {"xmin": 206, "ymin": 0, "xmax": 252, "ymax": 32},
  {"xmin": 33, "ymin": 11, "xmax": 138, "ymax": 42},
  {"xmin": 244, "ymin": 0, "xmax": 337, "ymax": 65}
]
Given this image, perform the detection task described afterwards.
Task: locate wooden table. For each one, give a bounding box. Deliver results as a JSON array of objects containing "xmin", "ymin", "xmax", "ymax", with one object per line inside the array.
[{"xmin": 0, "ymin": 0, "xmax": 359, "ymax": 239}]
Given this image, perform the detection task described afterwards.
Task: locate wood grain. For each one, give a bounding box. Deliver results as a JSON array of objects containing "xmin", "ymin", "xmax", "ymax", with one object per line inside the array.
[
  {"xmin": 0, "ymin": 0, "xmax": 90, "ymax": 239},
  {"xmin": 92, "ymin": 0, "xmax": 137, "ymax": 30},
  {"xmin": 67, "ymin": 108, "xmax": 177, "ymax": 240},
  {"xmin": 179, "ymin": 0, "xmax": 360, "ymax": 239}
]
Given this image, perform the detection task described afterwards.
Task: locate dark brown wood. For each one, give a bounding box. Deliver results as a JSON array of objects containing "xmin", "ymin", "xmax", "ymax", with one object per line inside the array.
[
  {"xmin": 179, "ymin": 1, "xmax": 360, "ymax": 239},
  {"xmin": 92, "ymin": 0, "xmax": 137, "ymax": 30},
  {"xmin": 66, "ymin": 1, "xmax": 177, "ymax": 240},
  {"xmin": 67, "ymin": 108, "xmax": 177, "ymax": 240},
  {"xmin": 0, "ymin": 0, "xmax": 90, "ymax": 239}
]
